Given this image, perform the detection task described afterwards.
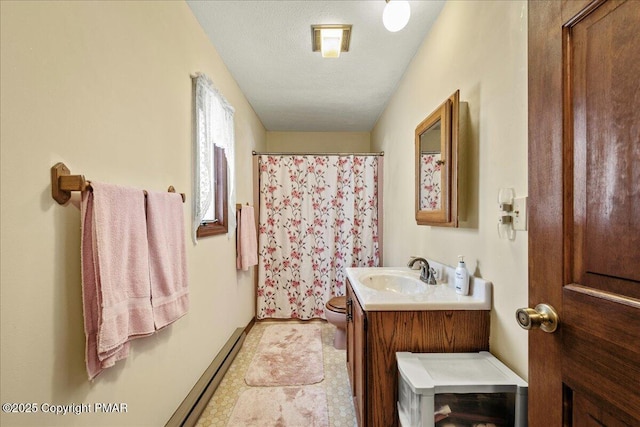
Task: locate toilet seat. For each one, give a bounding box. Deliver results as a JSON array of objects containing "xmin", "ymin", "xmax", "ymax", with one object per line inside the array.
[{"xmin": 326, "ymin": 296, "xmax": 346, "ymax": 314}]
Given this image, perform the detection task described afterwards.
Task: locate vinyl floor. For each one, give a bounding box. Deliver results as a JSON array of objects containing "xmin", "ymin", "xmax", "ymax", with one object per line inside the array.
[{"xmin": 196, "ymin": 320, "xmax": 357, "ymax": 427}]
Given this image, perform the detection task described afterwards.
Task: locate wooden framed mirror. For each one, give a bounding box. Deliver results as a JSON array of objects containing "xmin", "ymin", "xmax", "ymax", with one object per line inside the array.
[{"xmin": 415, "ymin": 90, "xmax": 459, "ymax": 227}]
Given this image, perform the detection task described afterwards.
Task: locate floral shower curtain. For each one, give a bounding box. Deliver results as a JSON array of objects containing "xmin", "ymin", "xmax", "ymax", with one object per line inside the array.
[{"xmin": 257, "ymin": 155, "xmax": 380, "ymax": 320}]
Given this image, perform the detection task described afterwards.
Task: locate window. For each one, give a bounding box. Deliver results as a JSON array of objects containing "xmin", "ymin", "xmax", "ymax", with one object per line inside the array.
[
  {"xmin": 192, "ymin": 74, "xmax": 235, "ymax": 241},
  {"xmin": 197, "ymin": 145, "xmax": 228, "ymax": 237}
]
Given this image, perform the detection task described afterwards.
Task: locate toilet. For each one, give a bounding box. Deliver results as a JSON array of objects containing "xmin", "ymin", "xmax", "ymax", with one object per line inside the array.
[{"xmin": 325, "ymin": 296, "xmax": 347, "ymax": 350}]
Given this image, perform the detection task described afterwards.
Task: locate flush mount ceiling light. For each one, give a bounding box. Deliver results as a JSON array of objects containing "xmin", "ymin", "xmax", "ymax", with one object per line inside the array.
[
  {"xmin": 311, "ymin": 24, "xmax": 352, "ymax": 58},
  {"xmin": 383, "ymin": 0, "xmax": 411, "ymax": 32}
]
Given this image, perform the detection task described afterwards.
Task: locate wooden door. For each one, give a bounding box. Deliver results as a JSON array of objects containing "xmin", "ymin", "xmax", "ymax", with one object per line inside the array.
[{"xmin": 528, "ymin": 0, "xmax": 639, "ymax": 425}]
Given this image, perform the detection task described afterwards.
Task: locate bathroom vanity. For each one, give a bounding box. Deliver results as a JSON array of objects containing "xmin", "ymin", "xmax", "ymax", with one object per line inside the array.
[{"xmin": 345, "ymin": 266, "xmax": 491, "ymax": 427}]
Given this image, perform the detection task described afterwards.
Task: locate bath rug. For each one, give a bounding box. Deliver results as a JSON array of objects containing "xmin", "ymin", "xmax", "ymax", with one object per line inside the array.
[
  {"xmin": 245, "ymin": 323, "xmax": 324, "ymax": 386},
  {"xmin": 226, "ymin": 386, "xmax": 329, "ymax": 427}
]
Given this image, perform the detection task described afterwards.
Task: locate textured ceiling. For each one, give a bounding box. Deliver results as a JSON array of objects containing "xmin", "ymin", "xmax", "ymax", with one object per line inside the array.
[{"xmin": 187, "ymin": 1, "xmax": 445, "ymax": 132}]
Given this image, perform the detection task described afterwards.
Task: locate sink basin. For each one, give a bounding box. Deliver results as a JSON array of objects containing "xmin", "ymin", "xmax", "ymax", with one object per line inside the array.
[
  {"xmin": 345, "ymin": 265, "xmax": 492, "ymax": 311},
  {"xmin": 359, "ymin": 272, "xmax": 426, "ymax": 294}
]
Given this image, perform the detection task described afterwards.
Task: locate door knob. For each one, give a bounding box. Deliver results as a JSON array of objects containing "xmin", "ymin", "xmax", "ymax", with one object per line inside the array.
[{"xmin": 516, "ymin": 303, "xmax": 559, "ymax": 333}]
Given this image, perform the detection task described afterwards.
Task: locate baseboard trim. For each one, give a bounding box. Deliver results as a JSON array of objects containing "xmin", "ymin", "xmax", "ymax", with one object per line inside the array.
[{"xmin": 165, "ymin": 325, "xmax": 247, "ymax": 427}]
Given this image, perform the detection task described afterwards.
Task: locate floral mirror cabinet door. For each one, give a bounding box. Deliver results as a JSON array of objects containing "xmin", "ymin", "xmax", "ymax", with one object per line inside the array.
[{"xmin": 415, "ymin": 90, "xmax": 460, "ymax": 227}]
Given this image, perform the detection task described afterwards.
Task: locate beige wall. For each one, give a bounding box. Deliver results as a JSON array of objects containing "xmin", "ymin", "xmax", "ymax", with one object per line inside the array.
[
  {"xmin": 0, "ymin": 2, "xmax": 265, "ymax": 426},
  {"xmin": 372, "ymin": 1, "xmax": 529, "ymax": 378},
  {"xmin": 266, "ymin": 131, "xmax": 371, "ymax": 153}
]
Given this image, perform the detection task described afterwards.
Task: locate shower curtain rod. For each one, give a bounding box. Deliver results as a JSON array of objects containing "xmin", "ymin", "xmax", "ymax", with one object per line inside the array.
[{"xmin": 252, "ymin": 151, "xmax": 384, "ymax": 156}]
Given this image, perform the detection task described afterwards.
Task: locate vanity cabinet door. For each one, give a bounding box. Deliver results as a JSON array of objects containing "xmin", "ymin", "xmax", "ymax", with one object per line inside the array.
[
  {"xmin": 346, "ymin": 280, "xmax": 367, "ymax": 427},
  {"xmin": 346, "ymin": 283, "xmax": 355, "ymax": 395},
  {"xmin": 352, "ymin": 291, "xmax": 366, "ymax": 427}
]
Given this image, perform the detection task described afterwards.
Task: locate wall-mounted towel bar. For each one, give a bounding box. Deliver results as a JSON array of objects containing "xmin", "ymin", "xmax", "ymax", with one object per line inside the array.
[{"xmin": 51, "ymin": 162, "xmax": 186, "ymax": 205}]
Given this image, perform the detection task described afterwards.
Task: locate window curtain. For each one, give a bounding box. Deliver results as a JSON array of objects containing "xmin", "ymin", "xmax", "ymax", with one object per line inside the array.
[
  {"xmin": 257, "ymin": 155, "xmax": 380, "ymax": 320},
  {"xmin": 193, "ymin": 74, "xmax": 235, "ymax": 243}
]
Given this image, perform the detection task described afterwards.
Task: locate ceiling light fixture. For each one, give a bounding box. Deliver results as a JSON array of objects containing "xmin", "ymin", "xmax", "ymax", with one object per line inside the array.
[
  {"xmin": 311, "ymin": 25, "xmax": 352, "ymax": 59},
  {"xmin": 383, "ymin": 0, "xmax": 411, "ymax": 32},
  {"xmin": 321, "ymin": 28, "xmax": 343, "ymax": 58}
]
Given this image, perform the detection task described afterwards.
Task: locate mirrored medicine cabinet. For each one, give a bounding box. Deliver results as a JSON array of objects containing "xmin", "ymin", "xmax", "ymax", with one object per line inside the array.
[{"xmin": 415, "ymin": 90, "xmax": 461, "ymax": 227}]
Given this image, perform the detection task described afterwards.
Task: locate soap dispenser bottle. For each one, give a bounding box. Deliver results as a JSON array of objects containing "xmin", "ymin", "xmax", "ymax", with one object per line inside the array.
[{"xmin": 455, "ymin": 256, "xmax": 469, "ymax": 295}]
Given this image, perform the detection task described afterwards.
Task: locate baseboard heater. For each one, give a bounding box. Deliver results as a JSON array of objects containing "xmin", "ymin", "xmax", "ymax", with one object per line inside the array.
[{"xmin": 165, "ymin": 327, "xmax": 246, "ymax": 427}]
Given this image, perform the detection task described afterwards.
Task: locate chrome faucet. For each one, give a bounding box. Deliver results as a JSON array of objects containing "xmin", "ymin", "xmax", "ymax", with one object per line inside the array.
[{"xmin": 407, "ymin": 257, "xmax": 437, "ymax": 285}]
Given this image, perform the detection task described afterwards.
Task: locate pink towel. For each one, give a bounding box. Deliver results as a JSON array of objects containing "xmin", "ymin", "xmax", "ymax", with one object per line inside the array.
[
  {"xmin": 81, "ymin": 183, "xmax": 155, "ymax": 380},
  {"xmin": 146, "ymin": 191, "xmax": 189, "ymax": 329},
  {"xmin": 236, "ymin": 206, "xmax": 258, "ymax": 271}
]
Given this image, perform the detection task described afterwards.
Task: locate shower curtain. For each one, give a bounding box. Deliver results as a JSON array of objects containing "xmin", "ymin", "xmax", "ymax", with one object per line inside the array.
[{"xmin": 257, "ymin": 154, "xmax": 380, "ymax": 320}]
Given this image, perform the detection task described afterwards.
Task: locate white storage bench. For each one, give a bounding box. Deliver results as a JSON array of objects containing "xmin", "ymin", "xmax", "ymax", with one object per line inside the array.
[{"xmin": 396, "ymin": 351, "xmax": 528, "ymax": 427}]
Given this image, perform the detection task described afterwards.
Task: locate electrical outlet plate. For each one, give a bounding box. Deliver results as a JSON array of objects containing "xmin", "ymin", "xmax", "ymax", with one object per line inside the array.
[{"xmin": 513, "ymin": 196, "xmax": 528, "ymax": 231}]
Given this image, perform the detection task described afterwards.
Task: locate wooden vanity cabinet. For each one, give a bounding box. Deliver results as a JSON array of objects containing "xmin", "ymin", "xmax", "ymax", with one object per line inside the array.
[{"xmin": 345, "ymin": 278, "xmax": 490, "ymax": 427}]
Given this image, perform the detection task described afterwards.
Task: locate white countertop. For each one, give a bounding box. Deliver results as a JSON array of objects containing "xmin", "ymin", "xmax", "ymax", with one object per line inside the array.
[{"xmin": 345, "ymin": 264, "xmax": 492, "ymax": 311}]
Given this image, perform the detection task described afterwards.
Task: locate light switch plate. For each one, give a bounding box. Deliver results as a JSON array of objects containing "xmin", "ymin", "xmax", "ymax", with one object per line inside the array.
[{"xmin": 513, "ymin": 196, "xmax": 528, "ymax": 231}]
